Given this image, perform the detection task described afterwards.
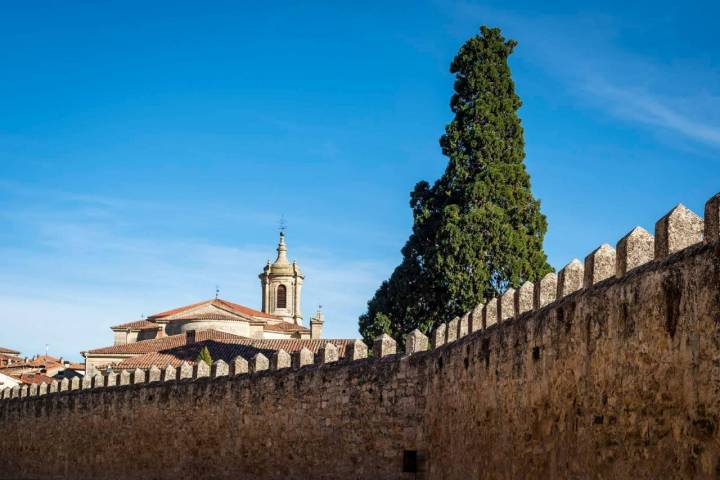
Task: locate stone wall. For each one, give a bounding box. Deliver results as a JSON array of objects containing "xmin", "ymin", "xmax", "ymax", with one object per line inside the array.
[{"xmin": 2, "ymin": 195, "xmax": 720, "ymax": 479}]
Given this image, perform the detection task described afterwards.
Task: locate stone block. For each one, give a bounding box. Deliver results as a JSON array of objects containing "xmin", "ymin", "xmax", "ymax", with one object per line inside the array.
[
  {"xmin": 584, "ymin": 244, "xmax": 616, "ymax": 287},
  {"xmin": 404, "ymin": 329, "xmax": 428, "ymax": 355},
  {"xmin": 232, "ymin": 356, "xmax": 249, "ymax": 375},
  {"xmin": 319, "ymin": 343, "xmax": 339, "ymax": 364},
  {"xmin": 29, "ymin": 384, "xmax": 38, "ymax": 397},
  {"xmin": 446, "ymin": 318, "xmax": 458, "ymax": 343},
  {"xmin": 373, "ymin": 334, "xmax": 396, "ymax": 358},
  {"xmin": 178, "ymin": 362, "xmax": 193, "ymax": 380},
  {"xmin": 557, "ymin": 259, "xmax": 584, "ymax": 298},
  {"xmin": 655, "ymin": 204, "xmax": 703, "ymax": 258},
  {"xmin": 133, "ymin": 369, "xmax": 146, "ymax": 384},
  {"xmin": 212, "ymin": 360, "xmax": 229, "ymax": 377},
  {"xmin": 272, "ymin": 349, "xmax": 292, "ymax": 369},
  {"xmin": 70, "ymin": 377, "xmax": 80, "ymax": 390},
  {"xmin": 195, "ymin": 360, "xmax": 211, "ymax": 378},
  {"xmin": 515, "ymin": 281, "xmax": 534, "ymax": 315},
  {"xmin": 346, "ymin": 340, "xmax": 368, "ymax": 361},
  {"xmin": 11, "ymin": 386, "xmax": 20, "ymax": 398},
  {"xmin": 470, "ymin": 303, "xmax": 484, "ymax": 332},
  {"xmin": 81, "ymin": 375, "xmax": 92, "ymax": 390},
  {"xmin": 119, "ymin": 370, "xmax": 131, "ymax": 386},
  {"xmin": 59, "ymin": 378, "xmax": 70, "ymax": 392},
  {"xmin": 704, "ymin": 193, "xmax": 720, "ymax": 244},
  {"xmin": 1, "ymin": 387, "xmax": 10, "ymax": 399},
  {"xmin": 458, "ymin": 313, "xmax": 469, "ymax": 338},
  {"xmin": 432, "ymin": 323, "xmax": 446, "ymax": 347},
  {"xmin": 251, "ymin": 353, "xmax": 269, "ymax": 373},
  {"xmin": 500, "ymin": 288, "xmax": 516, "ymax": 321},
  {"xmin": 163, "ymin": 365, "xmax": 177, "ymax": 382},
  {"xmin": 19, "ymin": 386, "xmax": 28, "ymax": 398},
  {"xmin": 39, "ymin": 384, "xmax": 48, "ymax": 396},
  {"xmin": 148, "ymin": 366, "xmax": 162, "ymax": 382},
  {"xmin": 534, "ymin": 272, "xmax": 557, "ymax": 309},
  {"xmin": 106, "ymin": 373, "xmax": 117, "ymax": 387},
  {"xmin": 616, "ymin": 227, "xmax": 654, "ymax": 276},
  {"xmin": 484, "ymin": 299, "xmax": 498, "ymax": 328},
  {"xmin": 293, "ymin": 348, "xmax": 315, "ymax": 368}
]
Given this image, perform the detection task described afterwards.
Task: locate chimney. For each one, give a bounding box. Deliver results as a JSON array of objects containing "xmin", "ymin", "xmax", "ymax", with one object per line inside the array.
[
  {"xmin": 186, "ymin": 330, "xmax": 196, "ymax": 344},
  {"xmin": 310, "ymin": 308, "xmax": 324, "ymax": 340}
]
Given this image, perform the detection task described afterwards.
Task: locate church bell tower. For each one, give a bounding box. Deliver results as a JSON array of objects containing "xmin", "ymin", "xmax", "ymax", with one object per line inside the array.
[{"xmin": 259, "ymin": 232, "xmax": 304, "ymax": 324}]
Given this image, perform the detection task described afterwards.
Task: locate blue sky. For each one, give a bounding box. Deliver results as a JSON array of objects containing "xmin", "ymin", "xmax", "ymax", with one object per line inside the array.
[{"xmin": 1, "ymin": 1, "xmax": 719, "ymax": 360}]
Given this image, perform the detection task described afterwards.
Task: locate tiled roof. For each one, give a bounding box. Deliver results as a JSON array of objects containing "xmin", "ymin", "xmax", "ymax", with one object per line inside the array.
[
  {"xmin": 264, "ymin": 322, "xmax": 310, "ymax": 333},
  {"xmin": 113, "ymin": 337, "xmax": 355, "ymax": 369},
  {"xmin": 149, "ymin": 298, "xmax": 278, "ymax": 320},
  {"xmin": 0, "ymin": 346, "xmax": 20, "ymax": 355},
  {"xmin": 16, "ymin": 372, "xmax": 55, "ymax": 385},
  {"xmin": 27, "ymin": 355, "xmax": 63, "ymax": 367},
  {"xmin": 111, "ymin": 320, "xmax": 161, "ymax": 331},
  {"xmin": 169, "ymin": 312, "xmax": 246, "ymax": 322},
  {"xmin": 86, "ymin": 330, "xmax": 248, "ymax": 355}
]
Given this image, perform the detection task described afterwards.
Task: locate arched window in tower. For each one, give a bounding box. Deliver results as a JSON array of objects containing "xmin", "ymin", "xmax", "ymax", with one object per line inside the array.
[{"xmin": 276, "ymin": 284, "xmax": 287, "ymax": 309}]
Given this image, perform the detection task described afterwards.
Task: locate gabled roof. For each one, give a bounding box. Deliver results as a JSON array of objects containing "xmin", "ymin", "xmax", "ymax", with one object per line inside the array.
[
  {"xmin": 149, "ymin": 298, "xmax": 278, "ymax": 321},
  {"xmin": 171, "ymin": 312, "xmax": 248, "ymax": 322},
  {"xmin": 113, "ymin": 337, "xmax": 354, "ymax": 369},
  {"xmin": 111, "ymin": 320, "xmax": 162, "ymax": 331},
  {"xmin": 264, "ymin": 322, "xmax": 310, "ymax": 333},
  {"xmin": 0, "ymin": 346, "xmax": 20, "ymax": 355}
]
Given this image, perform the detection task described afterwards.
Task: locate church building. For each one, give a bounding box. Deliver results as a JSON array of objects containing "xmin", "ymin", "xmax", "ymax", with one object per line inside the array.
[{"xmin": 83, "ymin": 233, "xmax": 349, "ymax": 373}]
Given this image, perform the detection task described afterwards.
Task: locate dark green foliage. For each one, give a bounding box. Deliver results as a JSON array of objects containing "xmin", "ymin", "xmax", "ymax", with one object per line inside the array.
[
  {"xmin": 359, "ymin": 26, "xmax": 552, "ymax": 346},
  {"xmin": 196, "ymin": 345, "xmax": 213, "ymax": 367}
]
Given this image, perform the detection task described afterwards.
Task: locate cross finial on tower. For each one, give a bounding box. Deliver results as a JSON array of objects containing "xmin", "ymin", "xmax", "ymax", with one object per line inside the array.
[
  {"xmin": 279, "ymin": 215, "xmax": 287, "ymax": 236},
  {"xmin": 215, "ymin": 285, "xmax": 220, "ymax": 299}
]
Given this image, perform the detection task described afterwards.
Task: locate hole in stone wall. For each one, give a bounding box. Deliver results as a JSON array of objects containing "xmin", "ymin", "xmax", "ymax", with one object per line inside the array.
[
  {"xmin": 532, "ymin": 346, "xmax": 541, "ymax": 361},
  {"xmin": 618, "ymin": 302, "xmax": 634, "ymax": 338},
  {"xmin": 402, "ymin": 450, "xmax": 418, "ymax": 473},
  {"xmin": 663, "ymin": 276, "xmax": 682, "ymax": 338},
  {"xmin": 480, "ymin": 338, "xmax": 491, "ymax": 368},
  {"xmin": 437, "ymin": 357, "xmax": 444, "ymax": 371},
  {"xmin": 463, "ymin": 357, "xmax": 469, "ymax": 369}
]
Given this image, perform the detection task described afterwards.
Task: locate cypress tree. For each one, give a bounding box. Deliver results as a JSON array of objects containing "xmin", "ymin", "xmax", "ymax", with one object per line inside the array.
[
  {"xmin": 196, "ymin": 345, "xmax": 213, "ymax": 367},
  {"xmin": 359, "ymin": 26, "xmax": 552, "ymax": 345}
]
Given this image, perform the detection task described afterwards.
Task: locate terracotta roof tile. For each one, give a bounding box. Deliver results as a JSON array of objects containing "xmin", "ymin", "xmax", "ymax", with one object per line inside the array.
[
  {"xmin": 28, "ymin": 355, "xmax": 63, "ymax": 367},
  {"xmin": 0, "ymin": 346, "xmax": 20, "ymax": 355},
  {"xmin": 86, "ymin": 330, "xmax": 247, "ymax": 355},
  {"xmin": 169, "ymin": 312, "xmax": 246, "ymax": 322},
  {"xmin": 113, "ymin": 337, "xmax": 354, "ymax": 369},
  {"xmin": 111, "ymin": 320, "xmax": 161, "ymax": 331},
  {"xmin": 17, "ymin": 372, "xmax": 55, "ymax": 385},
  {"xmin": 148, "ymin": 298, "xmax": 278, "ymax": 320},
  {"xmin": 264, "ymin": 322, "xmax": 311, "ymax": 333}
]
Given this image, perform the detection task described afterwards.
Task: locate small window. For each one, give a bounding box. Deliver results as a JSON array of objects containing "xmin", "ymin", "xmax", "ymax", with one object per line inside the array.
[{"xmin": 276, "ymin": 285, "xmax": 287, "ymax": 309}]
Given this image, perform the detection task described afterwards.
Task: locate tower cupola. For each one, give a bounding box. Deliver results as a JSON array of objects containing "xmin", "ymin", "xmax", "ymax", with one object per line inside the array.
[{"xmin": 259, "ymin": 232, "xmax": 304, "ymax": 324}]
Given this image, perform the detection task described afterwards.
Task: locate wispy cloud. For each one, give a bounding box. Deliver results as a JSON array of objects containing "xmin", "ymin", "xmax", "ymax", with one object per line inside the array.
[
  {"xmin": 0, "ymin": 183, "xmax": 391, "ymax": 359},
  {"xmin": 445, "ymin": 2, "xmax": 720, "ymax": 149},
  {"xmin": 582, "ymin": 80, "xmax": 720, "ymax": 146}
]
